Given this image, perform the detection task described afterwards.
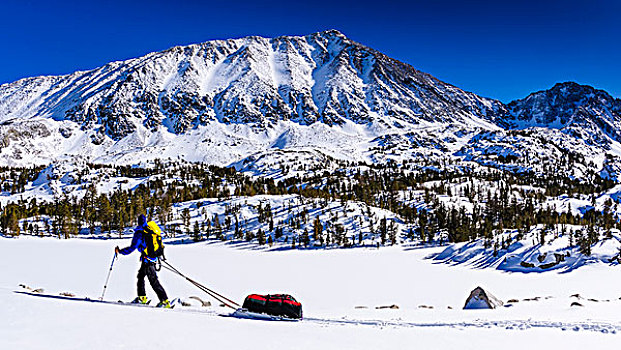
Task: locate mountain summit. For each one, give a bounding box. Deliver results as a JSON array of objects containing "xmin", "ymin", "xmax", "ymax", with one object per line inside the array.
[{"xmin": 0, "ymin": 30, "xmax": 504, "ymax": 140}]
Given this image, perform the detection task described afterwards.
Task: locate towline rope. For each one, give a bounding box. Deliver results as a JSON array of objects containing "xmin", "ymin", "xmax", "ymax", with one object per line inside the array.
[{"xmin": 160, "ymin": 259, "xmax": 240, "ymax": 310}]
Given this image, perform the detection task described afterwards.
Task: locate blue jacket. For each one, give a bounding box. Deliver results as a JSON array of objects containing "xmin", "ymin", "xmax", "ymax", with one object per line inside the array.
[{"xmin": 119, "ymin": 224, "xmax": 157, "ymax": 262}]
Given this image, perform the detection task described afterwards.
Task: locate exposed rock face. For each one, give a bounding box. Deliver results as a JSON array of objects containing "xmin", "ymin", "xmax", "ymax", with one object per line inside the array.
[
  {"xmin": 463, "ymin": 286, "xmax": 504, "ymax": 309},
  {"xmin": 0, "ymin": 121, "xmax": 51, "ymax": 148},
  {"xmin": 505, "ymin": 82, "xmax": 621, "ymax": 143}
]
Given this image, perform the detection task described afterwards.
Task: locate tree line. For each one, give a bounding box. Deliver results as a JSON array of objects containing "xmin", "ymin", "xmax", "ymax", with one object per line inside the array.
[{"xmin": 0, "ymin": 159, "xmax": 618, "ymax": 255}]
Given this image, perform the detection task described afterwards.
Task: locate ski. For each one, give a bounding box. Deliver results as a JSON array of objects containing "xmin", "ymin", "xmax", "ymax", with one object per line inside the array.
[{"xmin": 14, "ymin": 291, "xmax": 177, "ymax": 310}]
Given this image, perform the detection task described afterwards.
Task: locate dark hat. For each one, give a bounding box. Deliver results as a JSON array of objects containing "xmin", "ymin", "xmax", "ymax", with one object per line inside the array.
[{"xmin": 138, "ymin": 214, "xmax": 147, "ymax": 226}]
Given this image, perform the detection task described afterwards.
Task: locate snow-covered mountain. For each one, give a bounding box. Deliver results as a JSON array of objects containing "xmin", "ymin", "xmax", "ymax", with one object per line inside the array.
[
  {"xmin": 0, "ymin": 30, "xmax": 505, "ymax": 168},
  {"xmin": 506, "ymin": 82, "xmax": 621, "ymax": 145},
  {"xmin": 0, "ymin": 30, "xmax": 504, "ymax": 133},
  {"xmin": 0, "ymin": 30, "xmax": 619, "ymax": 179}
]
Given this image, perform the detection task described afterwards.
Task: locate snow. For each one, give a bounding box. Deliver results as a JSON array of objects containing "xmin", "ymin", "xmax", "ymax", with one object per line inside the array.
[
  {"xmin": 433, "ymin": 226, "xmax": 621, "ymax": 272},
  {"xmin": 2, "ymin": 236, "xmax": 621, "ymax": 349}
]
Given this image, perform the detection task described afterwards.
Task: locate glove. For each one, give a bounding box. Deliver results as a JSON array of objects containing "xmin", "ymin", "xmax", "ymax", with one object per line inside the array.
[{"xmin": 115, "ymin": 246, "xmax": 120, "ymax": 255}]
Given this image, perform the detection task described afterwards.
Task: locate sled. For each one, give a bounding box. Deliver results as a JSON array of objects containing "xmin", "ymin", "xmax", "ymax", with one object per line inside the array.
[{"xmin": 240, "ymin": 294, "xmax": 303, "ymax": 320}]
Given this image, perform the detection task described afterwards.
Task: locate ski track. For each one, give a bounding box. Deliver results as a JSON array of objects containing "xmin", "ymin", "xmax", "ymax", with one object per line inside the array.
[
  {"xmin": 15, "ymin": 291, "xmax": 620, "ymax": 335},
  {"xmin": 303, "ymin": 316, "xmax": 620, "ymax": 334}
]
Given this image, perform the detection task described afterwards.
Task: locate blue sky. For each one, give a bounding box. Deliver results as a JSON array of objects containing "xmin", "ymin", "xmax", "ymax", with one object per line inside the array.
[{"xmin": 1, "ymin": 0, "xmax": 619, "ymax": 102}]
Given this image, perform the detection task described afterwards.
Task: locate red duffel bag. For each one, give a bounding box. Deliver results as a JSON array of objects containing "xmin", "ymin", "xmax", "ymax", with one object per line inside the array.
[{"xmin": 242, "ymin": 294, "xmax": 303, "ymax": 319}]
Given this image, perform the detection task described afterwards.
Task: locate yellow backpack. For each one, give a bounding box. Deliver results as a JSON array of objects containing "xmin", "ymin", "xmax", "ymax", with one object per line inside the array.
[{"xmin": 142, "ymin": 221, "xmax": 164, "ymax": 258}]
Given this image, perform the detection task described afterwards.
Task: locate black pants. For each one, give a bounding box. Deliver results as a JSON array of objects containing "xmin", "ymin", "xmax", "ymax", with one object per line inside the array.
[{"xmin": 137, "ymin": 260, "xmax": 168, "ymax": 302}]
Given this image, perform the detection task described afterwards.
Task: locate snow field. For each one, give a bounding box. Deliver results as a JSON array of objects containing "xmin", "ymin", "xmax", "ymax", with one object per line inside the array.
[{"xmin": 2, "ymin": 236, "xmax": 621, "ymax": 349}]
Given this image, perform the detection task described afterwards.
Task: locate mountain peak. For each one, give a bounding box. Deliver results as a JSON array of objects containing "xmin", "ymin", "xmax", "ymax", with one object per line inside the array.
[
  {"xmin": 315, "ymin": 29, "xmax": 347, "ymax": 38},
  {"xmin": 550, "ymin": 81, "xmax": 600, "ymax": 96},
  {"xmin": 505, "ymin": 82, "xmax": 621, "ymax": 141},
  {"xmin": 551, "ymin": 81, "xmax": 589, "ymax": 89},
  {"xmin": 523, "ymin": 81, "xmax": 615, "ymax": 102}
]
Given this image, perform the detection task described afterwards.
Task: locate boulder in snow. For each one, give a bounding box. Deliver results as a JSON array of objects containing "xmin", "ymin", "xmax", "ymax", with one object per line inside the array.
[{"xmin": 463, "ymin": 286, "xmax": 504, "ymax": 310}]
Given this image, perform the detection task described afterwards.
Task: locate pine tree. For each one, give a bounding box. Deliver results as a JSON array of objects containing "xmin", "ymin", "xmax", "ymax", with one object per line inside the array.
[
  {"xmin": 257, "ymin": 229, "xmax": 265, "ymax": 245},
  {"xmin": 193, "ymin": 221, "xmax": 201, "ymax": 242},
  {"xmin": 379, "ymin": 217, "xmax": 387, "ymax": 245},
  {"xmin": 214, "ymin": 213, "xmax": 222, "ymax": 239},
  {"xmin": 301, "ymin": 229, "xmax": 310, "ymax": 247},
  {"xmin": 539, "ymin": 229, "xmax": 545, "ymax": 246},
  {"xmin": 313, "ymin": 216, "xmax": 322, "ymax": 241},
  {"xmin": 234, "ymin": 217, "xmax": 241, "ymax": 239},
  {"xmin": 245, "ymin": 229, "xmax": 254, "ymax": 242},
  {"xmin": 97, "ymin": 195, "xmax": 113, "ymax": 237},
  {"xmin": 206, "ymin": 219, "xmax": 212, "ymax": 240},
  {"xmin": 275, "ymin": 226, "xmax": 283, "ymax": 239},
  {"xmin": 7, "ymin": 209, "xmax": 20, "ymax": 236},
  {"xmin": 578, "ymin": 231, "xmax": 592, "ymax": 256},
  {"xmin": 388, "ymin": 220, "xmax": 397, "ymax": 245},
  {"xmin": 417, "ymin": 211, "xmax": 427, "ymax": 242},
  {"xmin": 182, "ymin": 208, "xmax": 191, "ymax": 235}
]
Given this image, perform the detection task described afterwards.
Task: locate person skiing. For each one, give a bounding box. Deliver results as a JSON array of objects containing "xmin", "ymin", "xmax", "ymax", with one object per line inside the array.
[{"xmin": 115, "ymin": 214, "xmax": 172, "ymax": 308}]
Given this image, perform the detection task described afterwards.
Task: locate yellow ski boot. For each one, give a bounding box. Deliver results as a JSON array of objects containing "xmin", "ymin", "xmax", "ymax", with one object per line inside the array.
[
  {"xmin": 131, "ymin": 296, "xmax": 149, "ymax": 305},
  {"xmin": 157, "ymin": 299, "xmax": 173, "ymax": 309}
]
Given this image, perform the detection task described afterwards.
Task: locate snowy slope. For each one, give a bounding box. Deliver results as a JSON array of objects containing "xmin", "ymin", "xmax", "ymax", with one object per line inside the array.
[{"xmin": 433, "ymin": 226, "xmax": 621, "ymax": 272}]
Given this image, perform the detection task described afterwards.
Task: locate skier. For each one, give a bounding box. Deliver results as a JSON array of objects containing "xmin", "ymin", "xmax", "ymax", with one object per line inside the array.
[{"xmin": 115, "ymin": 214, "xmax": 172, "ymax": 308}]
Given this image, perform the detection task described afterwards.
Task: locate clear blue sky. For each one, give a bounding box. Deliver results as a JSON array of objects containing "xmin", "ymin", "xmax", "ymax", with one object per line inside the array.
[{"xmin": 1, "ymin": 0, "xmax": 619, "ymax": 102}]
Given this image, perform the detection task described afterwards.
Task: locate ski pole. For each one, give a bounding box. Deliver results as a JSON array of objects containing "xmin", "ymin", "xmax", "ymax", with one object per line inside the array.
[{"xmin": 99, "ymin": 252, "xmax": 117, "ymax": 301}]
